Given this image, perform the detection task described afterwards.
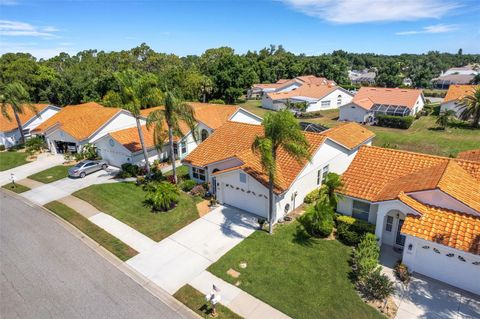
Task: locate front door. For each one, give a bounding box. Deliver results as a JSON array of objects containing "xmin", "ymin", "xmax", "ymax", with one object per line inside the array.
[{"xmin": 395, "ymin": 219, "xmax": 406, "ymax": 247}]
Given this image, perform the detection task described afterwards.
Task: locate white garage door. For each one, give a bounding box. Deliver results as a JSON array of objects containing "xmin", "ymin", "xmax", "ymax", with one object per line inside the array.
[
  {"xmin": 411, "ymin": 242, "xmax": 480, "ymax": 295},
  {"xmin": 98, "ymin": 148, "xmax": 129, "ymax": 168},
  {"xmin": 221, "ymin": 183, "xmax": 268, "ymax": 218}
]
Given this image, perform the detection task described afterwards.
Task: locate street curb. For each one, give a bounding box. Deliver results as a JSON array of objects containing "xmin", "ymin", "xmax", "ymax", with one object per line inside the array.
[{"xmin": 1, "ymin": 189, "xmax": 201, "ymax": 319}]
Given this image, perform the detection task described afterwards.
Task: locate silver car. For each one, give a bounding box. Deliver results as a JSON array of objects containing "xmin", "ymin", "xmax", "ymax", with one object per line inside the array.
[{"xmin": 68, "ymin": 160, "xmax": 108, "ymax": 178}]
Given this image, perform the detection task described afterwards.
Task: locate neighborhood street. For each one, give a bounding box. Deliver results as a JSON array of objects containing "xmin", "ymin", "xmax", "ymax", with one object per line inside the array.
[{"xmin": 0, "ymin": 191, "xmax": 195, "ymax": 319}]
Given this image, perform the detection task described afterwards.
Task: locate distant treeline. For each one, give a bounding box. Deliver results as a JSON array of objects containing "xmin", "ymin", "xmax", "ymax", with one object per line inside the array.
[{"xmin": 1, "ymin": 43, "xmax": 479, "ymax": 106}]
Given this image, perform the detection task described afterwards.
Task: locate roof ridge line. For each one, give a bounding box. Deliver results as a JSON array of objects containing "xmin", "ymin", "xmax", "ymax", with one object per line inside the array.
[{"xmin": 366, "ymin": 145, "xmax": 477, "ymax": 163}]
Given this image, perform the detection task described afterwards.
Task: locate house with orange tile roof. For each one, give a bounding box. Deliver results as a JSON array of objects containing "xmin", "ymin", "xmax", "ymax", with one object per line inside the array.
[
  {"xmin": 33, "ymin": 102, "xmax": 142, "ymax": 154},
  {"xmin": 182, "ymin": 121, "xmax": 374, "ymax": 219},
  {"xmin": 457, "ymin": 149, "xmax": 480, "ymax": 163},
  {"xmin": 440, "ymin": 85, "xmax": 479, "ymax": 118},
  {"xmin": 0, "ymin": 104, "xmax": 60, "ymax": 148},
  {"xmin": 248, "ymin": 75, "xmax": 335, "ymax": 99},
  {"xmin": 339, "ymin": 87, "xmax": 425, "ymax": 124},
  {"xmin": 336, "ymin": 146, "xmax": 480, "ymax": 294},
  {"xmin": 94, "ymin": 102, "xmax": 262, "ymax": 167}
]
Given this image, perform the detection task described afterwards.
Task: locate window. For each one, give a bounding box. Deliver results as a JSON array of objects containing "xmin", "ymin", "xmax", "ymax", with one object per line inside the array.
[
  {"xmin": 201, "ymin": 129, "xmax": 209, "ymax": 142},
  {"xmin": 352, "ymin": 200, "xmax": 370, "ymax": 221},
  {"xmin": 192, "ymin": 167, "xmax": 206, "ymax": 181},
  {"xmin": 337, "ymin": 95, "xmax": 342, "ymax": 106},
  {"xmin": 181, "ymin": 141, "xmax": 186, "ymax": 154},
  {"xmin": 321, "ymin": 100, "xmax": 331, "ymax": 108},
  {"xmin": 317, "ymin": 169, "xmax": 322, "ymax": 185},
  {"xmin": 239, "ymin": 172, "xmax": 246, "ymax": 183},
  {"xmin": 321, "ymin": 165, "xmax": 329, "ymax": 183},
  {"xmin": 385, "ymin": 216, "xmax": 393, "ymax": 232}
]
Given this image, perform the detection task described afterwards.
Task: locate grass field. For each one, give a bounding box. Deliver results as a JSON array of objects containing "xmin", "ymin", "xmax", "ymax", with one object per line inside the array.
[
  {"xmin": 44, "ymin": 201, "xmax": 138, "ymax": 261},
  {"xmin": 0, "ymin": 151, "xmax": 29, "ymax": 171},
  {"xmin": 209, "ymin": 222, "xmax": 383, "ymax": 319},
  {"xmin": 28, "ymin": 165, "xmax": 73, "ymax": 183},
  {"xmin": 1, "ymin": 182, "xmax": 30, "ymax": 193},
  {"xmin": 238, "ymin": 100, "xmax": 479, "ymax": 157},
  {"xmin": 73, "ymin": 182, "xmax": 200, "ymax": 241},
  {"xmin": 174, "ymin": 285, "xmax": 243, "ymax": 319},
  {"xmin": 164, "ymin": 165, "xmax": 189, "ymax": 179}
]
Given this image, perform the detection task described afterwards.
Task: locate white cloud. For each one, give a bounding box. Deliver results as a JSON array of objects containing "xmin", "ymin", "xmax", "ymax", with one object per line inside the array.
[
  {"xmin": 0, "ymin": 41, "xmax": 74, "ymax": 59},
  {"xmin": 0, "ymin": 0, "xmax": 19, "ymax": 6},
  {"xmin": 0, "ymin": 20, "xmax": 60, "ymax": 38},
  {"xmin": 281, "ymin": 0, "xmax": 460, "ymax": 24},
  {"xmin": 396, "ymin": 23, "xmax": 460, "ymax": 35}
]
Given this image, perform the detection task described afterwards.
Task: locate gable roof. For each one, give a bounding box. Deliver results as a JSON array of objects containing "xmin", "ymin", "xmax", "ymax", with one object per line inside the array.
[
  {"xmin": 443, "ymin": 85, "xmax": 479, "ymax": 103},
  {"xmin": 457, "ymin": 149, "xmax": 480, "ymax": 162},
  {"xmin": 0, "ymin": 104, "xmax": 53, "ymax": 133},
  {"xmin": 267, "ymin": 83, "xmax": 339, "ymax": 101},
  {"xmin": 252, "ymin": 75, "xmax": 335, "ymax": 92},
  {"xmin": 350, "ymin": 87, "xmax": 423, "ymax": 110},
  {"xmin": 339, "ymin": 146, "xmax": 480, "ymax": 212},
  {"xmin": 184, "ymin": 121, "xmax": 372, "ymax": 194},
  {"xmin": 33, "ymin": 102, "xmax": 121, "ymax": 141},
  {"xmin": 109, "ymin": 125, "xmax": 157, "ymax": 153},
  {"xmin": 321, "ymin": 122, "xmax": 375, "ymax": 150}
]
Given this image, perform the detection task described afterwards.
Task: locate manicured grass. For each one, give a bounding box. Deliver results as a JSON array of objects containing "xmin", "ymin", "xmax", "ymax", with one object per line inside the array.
[
  {"xmin": 208, "ymin": 222, "xmax": 383, "ymax": 319},
  {"xmin": 174, "ymin": 285, "xmax": 243, "ymax": 319},
  {"xmin": 0, "ymin": 151, "xmax": 29, "ymax": 171},
  {"xmin": 44, "ymin": 201, "xmax": 137, "ymax": 261},
  {"xmin": 28, "ymin": 165, "xmax": 73, "ymax": 183},
  {"xmin": 164, "ymin": 165, "xmax": 189, "ymax": 179},
  {"xmin": 73, "ymin": 182, "xmax": 200, "ymax": 241},
  {"xmin": 1, "ymin": 182, "xmax": 30, "ymax": 193}
]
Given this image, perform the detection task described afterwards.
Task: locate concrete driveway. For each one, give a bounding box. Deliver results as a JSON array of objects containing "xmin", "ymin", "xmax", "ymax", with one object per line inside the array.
[
  {"xmin": 126, "ymin": 205, "xmax": 257, "ymax": 294},
  {"xmin": 20, "ymin": 166, "xmax": 119, "ymax": 205},
  {"xmin": 395, "ymin": 274, "xmax": 480, "ymax": 319},
  {"xmin": 0, "ymin": 153, "xmax": 64, "ymax": 185}
]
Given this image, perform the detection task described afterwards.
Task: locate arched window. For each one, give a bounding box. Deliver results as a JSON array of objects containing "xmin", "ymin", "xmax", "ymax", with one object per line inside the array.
[
  {"xmin": 337, "ymin": 94, "xmax": 342, "ymax": 106},
  {"xmin": 201, "ymin": 129, "xmax": 209, "ymax": 142}
]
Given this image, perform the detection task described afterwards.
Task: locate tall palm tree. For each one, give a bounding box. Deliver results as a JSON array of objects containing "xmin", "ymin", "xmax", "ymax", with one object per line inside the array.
[
  {"xmin": 435, "ymin": 109, "xmax": 456, "ymax": 130},
  {"xmin": 113, "ymin": 70, "xmax": 163, "ymax": 173},
  {"xmin": 147, "ymin": 92, "xmax": 196, "ymax": 184},
  {"xmin": 200, "ymin": 76, "xmax": 213, "ymax": 103},
  {"xmin": 0, "ymin": 82, "xmax": 36, "ymax": 144},
  {"xmin": 458, "ymin": 86, "xmax": 480, "ymax": 128},
  {"xmin": 252, "ymin": 110, "xmax": 311, "ymax": 234},
  {"xmin": 320, "ymin": 172, "xmax": 344, "ymax": 208}
]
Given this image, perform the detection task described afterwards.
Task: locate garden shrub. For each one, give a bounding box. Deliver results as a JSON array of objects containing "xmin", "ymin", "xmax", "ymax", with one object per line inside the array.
[
  {"xmin": 81, "ymin": 143, "xmax": 100, "ymax": 160},
  {"xmin": 180, "ymin": 179, "xmax": 197, "ymax": 192},
  {"xmin": 298, "ymin": 200, "xmax": 334, "ymax": 238},
  {"xmin": 358, "ymin": 267, "xmax": 395, "ymax": 301},
  {"xmin": 190, "ymin": 184, "xmax": 206, "ymax": 197},
  {"xmin": 335, "ymin": 215, "xmax": 375, "ymax": 246},
  {"xmin": 209, "ymin": 99, "xmax": 225, "ymax": 104},
  {"xmin": 394, "ymin": 262, "xmax": 410, "ymax": 284},
  {"xmin": 121, "ymin": 163, "xmax": 140, "ymax": 177},
  {"xmin": 0, "ymin": 144, "xmax": 5, "ymax": 151},
  {"xmin": 352, "ymin": 233, "xmax": 380, "ymax": 280},
  {"xmin": 377, "ymin": 114, "xmax": 414, "ymax": 129},
  {"xmin": 25, "ymin": 136, "xmax": 44, "ymax": 154},
  {"xmin": 304, "ymin": 188, "xmax": 321, "ymax": 204},
  {"xmin": 295, "ymin": 111, "xmax": 324, "ymax": 119},
  {"xmin": 144, "ymin": 182, "xmax": 180, "ymax": 212}
]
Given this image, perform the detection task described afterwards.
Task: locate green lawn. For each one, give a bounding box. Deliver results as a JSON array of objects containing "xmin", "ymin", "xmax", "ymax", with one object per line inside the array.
[
  {"xmin": 208, "ymin": 222, "xmax": 383, "ymax": 319},
  {"xmin": 164, "ymin": 165, "xmax": 189, "ymax": 179},
  {"xmin": 73, "ymin": 182, "xmax": 200, "ymax": 241},
  {"xmin": 0, "ymin": 151, "xmax": 29, "ymax": 171},
  {"xmin": 174, "ymin": 285, "xmax": 243, "ymax": 319},
  {"xmin": 44, "ymin": 201, "xmax": 137, "ymax": 261},
  {"xmin": 1, "ymin": 182, "xmax": 30, "ymax": 193},
  {"xmin": 28, "ymin": 165, "xmax": 73, "ymax": 183}
]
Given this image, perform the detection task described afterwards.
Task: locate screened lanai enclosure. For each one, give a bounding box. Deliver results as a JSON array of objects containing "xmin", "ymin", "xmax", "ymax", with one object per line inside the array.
[{"xmin": 371, "ymin": 104, "xmax": 411, "ymax": 117}]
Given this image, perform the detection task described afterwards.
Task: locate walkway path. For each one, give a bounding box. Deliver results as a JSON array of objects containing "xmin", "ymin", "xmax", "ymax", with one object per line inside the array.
[
  {"xmin": 0, "ymin": 153, "xmax": 64, "ymax": 185},
  {"xmin": 17, "ymin": 177, "xmax": 44, "ymax": 189}
]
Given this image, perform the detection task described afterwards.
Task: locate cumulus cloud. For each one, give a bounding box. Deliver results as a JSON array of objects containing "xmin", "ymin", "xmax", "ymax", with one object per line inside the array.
[
  {"xmin": 396, "ymin": 23, "xmax": 460, "ymax": 35},
  {"xmin": 0, "ymin": 20, "xmax": 60, "ymax": 38},
  {"xmin": 0, "ymin": 41, "xmax": 74, "ymax": 59},
  {"xmin": 281, "ymin": 0, "xmax": 460, "ymax": 24}
]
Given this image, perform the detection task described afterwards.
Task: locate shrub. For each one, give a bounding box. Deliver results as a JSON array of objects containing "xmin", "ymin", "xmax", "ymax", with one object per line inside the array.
[
  {"xmin": 304, "ymin": 188, "xmax": 321, "ymax": 204},
  {"xmin": 209, "ymin": 99, "xmax": 225, "ymax": 104},
  {"xmin": 359, "ymin": 267, "xmax": 395, "ymax": 301},
  {"xmin": 377, "ymin": 114, "xmax": 414, "ymax": 129},
  {"xmin": 335, "ymin": 215, "xmax": 375, "ymax": 246},
  {"xmin": 180, "ymin": 179, "xmax": 197, "ymax": 192},
  {"xmin": 0, "ymin": 144, "xmax": 5, "ymax": 151},
  {"xmin": 295, "ymin": 111, "xmax": 324, "ymax": 119},
  {"xmin": 74, "ymin": 152, "xmax": 84, "ymax": 161},
  {"xmin": 81, "ymin": 143, "xmax": 99, "ymax": 160},
  {"xmin": 116, "ymin": 170, "xmax": 131, "ymax": 179},
  {"xmin": 190, "ymin": 184, "xmax": 206, "ymax": 197},
  {"xmin": 394, "ymin": 262, "xmax": 410, "ymax": 284},
  {"xmin": 136, "ymin": 176, "xmax": 146, "ymax": 185},
  {"xmin": 121, "ymin": 163, "xmax": 140, "ymax": 177},
  {"xmin": 298, "ymin": 200, "xmax": 334, "ymax": 238},
  {"xmin": 25, "ymin": 136, "xmax": 44, "ymax": 154},
  {"xmin": 144, "ymin": 182, "xmax": 180, "ymax": 212},
  {"xmin": 352, "ymin": 233, "xmax": 380, "ymax": 280}
]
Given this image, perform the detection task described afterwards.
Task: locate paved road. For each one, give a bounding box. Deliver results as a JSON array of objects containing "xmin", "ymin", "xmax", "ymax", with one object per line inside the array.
[{"xmin": 0, "ymin": 191, "xmax": 195, "ymax": 319}]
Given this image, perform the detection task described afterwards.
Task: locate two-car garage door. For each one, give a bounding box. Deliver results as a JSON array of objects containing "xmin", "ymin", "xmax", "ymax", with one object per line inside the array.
[{"xmin": 220, "ymin": 182, "xmax": 268, "ymax": 218}]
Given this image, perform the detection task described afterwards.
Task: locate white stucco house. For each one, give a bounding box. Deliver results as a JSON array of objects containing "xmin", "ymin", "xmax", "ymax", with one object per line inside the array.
[
  {"xmin": 337, "ymin": 146, "xmax": 480, "ymax": 295},
  {"xmin": 182, "ymin": 121, "xmax": 374, "ymax": 220},
  {"xmin": 0, "ymin": 104, "xmax": 60, "ymax": 148},
  {"xmin": 339, "ymin": 87, "xmax": 425, "ymax": 124},
  {"xmin": 95, "ymin": 103, "xmax": 262, "ymax": 167},
  {"xmin": 32, "ymin": 102, "xmax": 141, "ymax": 154},
  {"xmin": 440, "ymin": 85, "xmax": 479, "ymax": 119}
]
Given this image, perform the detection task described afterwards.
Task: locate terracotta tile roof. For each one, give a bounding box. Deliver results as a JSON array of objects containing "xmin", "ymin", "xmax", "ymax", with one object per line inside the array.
[
  {"xmin": 339, "ymin": 146, "xmax": 480, "ymax": 208},
  {"xmin": 33, "ymin": 102, "xmax": 121, "ymax": 141},
  {"xmin": 457, "ymin": 149, "xmax": 480, "ymax": 162},
  {"xmin": 399, "ymin": 194, "xmax": 480, "ymax": 255},
  {"xmin": 253, "ymin": 76, "xmax": 334, "ymax": 92},
  {"xmin": 109, "ymin": 125, "xmax": 161, "ymax": 153},
  {"xmin": 351, "ymin": 87, "xmax": 423, "ymax": 110},
  {"xmin": 321, "ymin": 122, "xmax": 375, "ymax": 150},
  {"xmin": 0, "ymin": 104, "xmax": 51, "ymax": 132},
  {"xmin": 267, "ymin": 83, "xmax": 338, "ymax": 101},
  {"xmin": 443, "ymin": 85, "xmax": 479, "ymax": 103}
]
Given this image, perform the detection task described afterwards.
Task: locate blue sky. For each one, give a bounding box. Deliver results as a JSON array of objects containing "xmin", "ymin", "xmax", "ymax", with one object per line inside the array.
[{"xmin": 1, "ymin": 0, "xmax": 479, "ymax": 59}]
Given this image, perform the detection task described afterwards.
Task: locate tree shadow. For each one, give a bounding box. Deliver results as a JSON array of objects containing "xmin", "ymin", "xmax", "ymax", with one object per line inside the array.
[
  {"xmin": 447, "ymin": 121, "xmax": 477, "ymax": 130},
  {"xmin": 292, "ymin": 225, "xmax": 315, "ymax": 247},
  {"xmin": 427, "ymin": 127, "xmax": 445, "ymax": 131}
]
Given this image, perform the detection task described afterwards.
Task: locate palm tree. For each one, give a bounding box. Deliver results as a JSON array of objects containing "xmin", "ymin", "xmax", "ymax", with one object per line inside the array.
[
  {"xmin": 320, "ymin": 172, "xmax": 344, "ymax": 208},
  {"xmin": 252, "ymin": 110, "xmax": 311, "ymax": 234},
  {"xmin": 147, "ymin": 92, "xmax": 196, "ymax": 184},
  {"xmin": 0, "ymin": 82, "xmax": 36, "ymax": 144},
  {"xmin": 113, "ymin": 70, "xmax": 163, "ymax": 174},
  {"xmin": 458, "ymin": 87, "xmax": 480, "ymax": 128},
  {"xmin": 436, "ymin": 109, "xmax": 456, "ymax": 130},
  {"xmin": 200, "ymin": 76, "xmax": 213, "ymax": 103}
]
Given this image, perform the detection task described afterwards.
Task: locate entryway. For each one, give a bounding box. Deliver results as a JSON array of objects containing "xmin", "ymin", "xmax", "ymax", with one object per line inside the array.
[{"xmin": 382, "ymin": 210, "xmax": 406, "ymax": 249}]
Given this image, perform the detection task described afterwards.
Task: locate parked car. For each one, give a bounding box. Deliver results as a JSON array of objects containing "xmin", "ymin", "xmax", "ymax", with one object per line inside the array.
[{"xmin": 68, "ymin": 160, "xmax": 108, "ymax": 178}]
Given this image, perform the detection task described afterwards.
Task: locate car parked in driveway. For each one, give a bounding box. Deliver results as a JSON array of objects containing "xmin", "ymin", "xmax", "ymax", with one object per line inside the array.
[{"xmin": 68, "ymin": 160, "xmax": 108, "ymax": 178}]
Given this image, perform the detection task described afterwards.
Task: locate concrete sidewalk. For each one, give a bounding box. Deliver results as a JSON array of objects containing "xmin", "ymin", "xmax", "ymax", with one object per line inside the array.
[
  {"xmin": 190, "ymin": 271, "xmax": 291, "ymax": 319},
  {"xmin": 0, "ymin": 153, "xmax": 64, "ymax": 185}
]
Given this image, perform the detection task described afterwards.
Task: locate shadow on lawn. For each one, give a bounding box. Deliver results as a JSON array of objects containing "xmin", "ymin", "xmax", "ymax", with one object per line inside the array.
[{"xmin": 292, "ymin": 225, "xmax": 316, "ymax": 247}]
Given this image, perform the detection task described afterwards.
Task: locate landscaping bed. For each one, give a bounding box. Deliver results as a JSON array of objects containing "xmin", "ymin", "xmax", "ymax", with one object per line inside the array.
[
  {"xmin": 73, "ymin": 182, "xmax": 200, "ymax": 242},
  {"xmin": 208, "ymin": 222, "xmax": 383, "ymax": 319},
  {"xmin": 28, "ymin": 165, "xmax": 73, "ymax": 183},
  {"xmin": 1, "ymin": 182, "xmax": 30, "ymax": 193},
  {"xmin": 44, "ymin": 201, "xmax": 137, "ymax": 261},
  {"xmin": 174, "ymin": 285, "xmax": 243, "ymax": 319},
  {"xmin": 0, "ymin": 151, "xmax": 29, "ymax": 171}
]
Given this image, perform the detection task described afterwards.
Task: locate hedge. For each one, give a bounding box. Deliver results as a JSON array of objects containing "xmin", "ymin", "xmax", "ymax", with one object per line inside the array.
[
  {"xmin": 335, "ymin": 215, "xmax": 375, "ymax": 246},
  {"xmin": 376, "ymin": 114, "xmax": 414, "ymax": 129}
]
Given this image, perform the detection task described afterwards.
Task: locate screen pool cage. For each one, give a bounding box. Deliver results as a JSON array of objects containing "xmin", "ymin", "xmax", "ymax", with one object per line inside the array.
[{"xmin": 371, "ymin": 104, "xmax": 411, "ymax": 117}]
